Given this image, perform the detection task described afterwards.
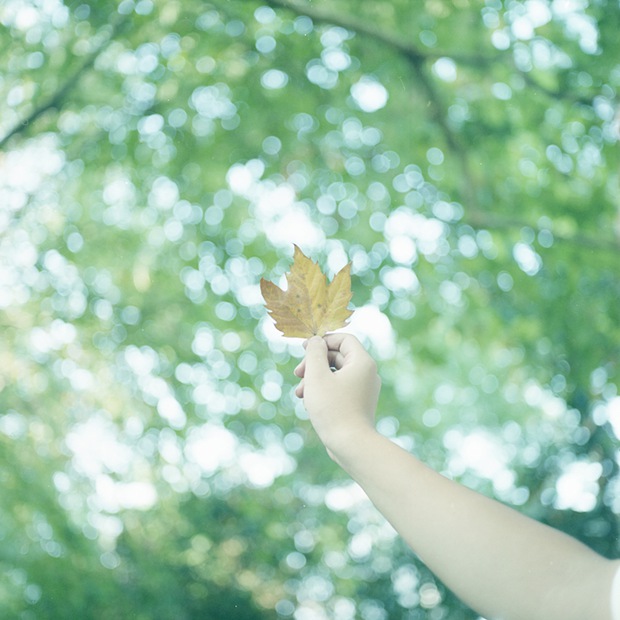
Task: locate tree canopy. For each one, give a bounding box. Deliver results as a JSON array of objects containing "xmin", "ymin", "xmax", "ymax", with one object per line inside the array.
[{"xmin": 1, "ymin": 0, "xmax": 619, "ymax": 618}]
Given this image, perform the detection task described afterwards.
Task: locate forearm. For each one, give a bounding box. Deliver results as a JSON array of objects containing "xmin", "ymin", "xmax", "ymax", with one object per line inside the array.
[{"xmin": 334, "ymin": 429, "xmax": 616, "ymax": 620}]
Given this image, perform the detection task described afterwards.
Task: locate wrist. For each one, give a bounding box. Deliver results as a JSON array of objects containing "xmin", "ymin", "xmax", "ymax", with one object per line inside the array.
[{"xmin": 325, "ymin": 425, "xmax": 381, "ymax": 471}]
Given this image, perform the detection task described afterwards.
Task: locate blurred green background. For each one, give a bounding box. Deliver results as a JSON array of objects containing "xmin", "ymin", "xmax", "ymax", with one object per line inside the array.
[{"xmin": 1, "ymin": 0, "xmax": 619, "ymax": 618}]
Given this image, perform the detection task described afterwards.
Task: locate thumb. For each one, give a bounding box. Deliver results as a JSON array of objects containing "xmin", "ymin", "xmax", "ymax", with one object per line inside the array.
[{"xmin": 303, "ymin": 336, "xmax": 332, "ymax": 384}]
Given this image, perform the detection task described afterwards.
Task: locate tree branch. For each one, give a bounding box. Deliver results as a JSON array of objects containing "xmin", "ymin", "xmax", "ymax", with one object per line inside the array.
[
  {"xmin": 462, "ymin": 209, "xmax": 620, "ymax": 254},
  {"xmin": 262, "ymin": 0, "xmax": 425, "ymax": 65},
  {"xmin": 263, "ymin": 0, "xmax": 618, "ymax": 254},
  {"xmin": 263, "ymin": 0, "xmax": 598, "ymax": 109},
  {"xmin": 0, "ymin": 58, "xmax": 93, "ymax": 149},
  {"xmin": 260, "ymin": 0, "xmax": 482, "ymax": 209},
  {"xmin": 0, "ymin": 19, "xmax": 128, "ymax": 149}
]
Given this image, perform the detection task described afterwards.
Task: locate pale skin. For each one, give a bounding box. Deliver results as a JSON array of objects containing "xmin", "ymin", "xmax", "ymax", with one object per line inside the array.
[{"xmin": 294, "ymin": 333, "xmax": 620, "ymax": 620}]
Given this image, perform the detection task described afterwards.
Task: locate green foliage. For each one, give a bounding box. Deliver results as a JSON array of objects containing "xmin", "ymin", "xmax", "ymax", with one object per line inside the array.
[{"xmin": 1, "ymin": 0, "xmax": 619, "ymax": 617}]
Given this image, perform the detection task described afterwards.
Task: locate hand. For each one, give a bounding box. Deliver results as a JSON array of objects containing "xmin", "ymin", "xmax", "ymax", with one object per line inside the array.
[{"xmin": 294, "ymin": 334, "xmax": 381, "ymax": 460}]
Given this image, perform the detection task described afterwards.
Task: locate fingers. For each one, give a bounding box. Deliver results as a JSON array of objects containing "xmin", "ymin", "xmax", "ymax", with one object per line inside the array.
[
  {"xmin": 328, "ymin": 351, "xmax": 345, "ymax": 369},
  {"xmin": 302, "ymin": 336, "xmax": 332, "ymax": 383},
  {"xmin": 295, "ymin": 378, "xmax": 304, "ymax": 399},
  {"xmin": 295, "ymin": 350, "xmax": 344, "ymax": 377},
  {"xmin": 295, "ymin": 334, "xmax": 365, "ymax": 378},
  {"xmin": 323, "ymin": 333, "xmax": 366, "ymax": 357},
  {"xmin": 294, "ymin": 361, "xmax": 304, "ymax": 378},
  {"xmin": 293, "ymin": 334, "xmax": 371, "ymax": 401}
]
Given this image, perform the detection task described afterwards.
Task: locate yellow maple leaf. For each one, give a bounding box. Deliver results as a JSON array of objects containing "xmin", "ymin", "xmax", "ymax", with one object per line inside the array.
[{"xmin": 260, "ymin": 245, "xmax": 353, "ymax": 338}]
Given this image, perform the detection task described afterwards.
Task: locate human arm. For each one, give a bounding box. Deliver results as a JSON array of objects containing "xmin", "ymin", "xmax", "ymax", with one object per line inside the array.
[{"xmin": 294, "ymin": 334, "xmax": 620, "ymax": 620}]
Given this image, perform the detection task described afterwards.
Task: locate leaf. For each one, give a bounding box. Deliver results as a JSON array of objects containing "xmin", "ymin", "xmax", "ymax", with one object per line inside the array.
[{"xmin": 260, "ymin": 245, "xmax": 353, "ymax": 338}]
